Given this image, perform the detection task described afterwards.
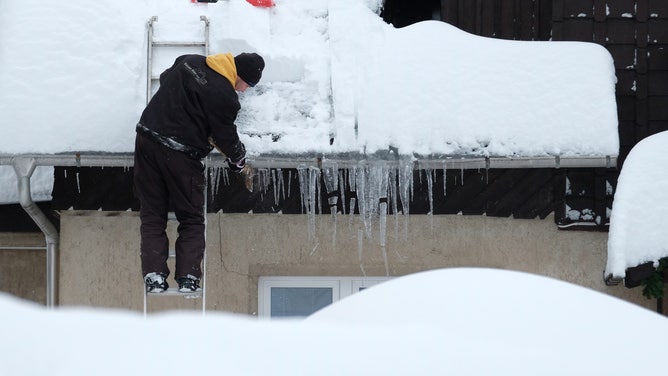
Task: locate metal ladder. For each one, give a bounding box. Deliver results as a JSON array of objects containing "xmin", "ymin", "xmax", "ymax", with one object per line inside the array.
[
  {"xmin": 142, "ymin": 177, "xmax": 209, "ymax": 316},
  {"xmin": 146, "ymin": 15, "xmax": 210, "ymax": 104},
  {"xmin": 143, "ymin": 16, "xmax": 211, "ymax": 315}
]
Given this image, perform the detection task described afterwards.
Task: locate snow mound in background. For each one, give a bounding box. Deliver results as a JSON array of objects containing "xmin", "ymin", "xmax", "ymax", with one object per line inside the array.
[
  {"xmin": 1, "ymin": 268, "xmax": 666, "ymax": 375},
  {"xmin": 606, "ymin": 131, "xmax": 668, "ymax": 277},
  {"xmin": 353, "ymin": 21, "xmax": 619, "ymax": 157}
]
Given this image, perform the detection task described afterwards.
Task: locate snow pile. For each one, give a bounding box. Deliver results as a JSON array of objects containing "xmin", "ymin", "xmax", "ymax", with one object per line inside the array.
[
  {"xmin": 606, "ymin": 131, "xmax": 668, "ymax": 277},
  {"xmin": 1, "ymin": 268, "xmax": 666, "ymax": 375}
]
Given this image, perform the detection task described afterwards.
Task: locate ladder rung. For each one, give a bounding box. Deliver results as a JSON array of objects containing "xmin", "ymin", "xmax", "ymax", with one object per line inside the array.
[
  {"xmin": 152, "ymin": 41, "xmax": 206, "ymax": 47},
  {"xmin": 147, "ymin": 288, "xmax": 202, "ymax": 298}
]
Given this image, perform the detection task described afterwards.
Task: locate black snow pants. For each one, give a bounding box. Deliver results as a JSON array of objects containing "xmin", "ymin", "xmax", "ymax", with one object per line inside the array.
[{"xmin": 134, "ymin": 133, "xmax": 206, "ymax": 280}]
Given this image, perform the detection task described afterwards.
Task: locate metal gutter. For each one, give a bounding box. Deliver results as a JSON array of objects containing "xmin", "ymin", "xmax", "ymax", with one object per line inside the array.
[
  {"xmin": 10, "ymin": 157, "xmax": 59, "ymax": 308},
  {"xmin": 0, "ymin": 153, "xmax": 618, "ymax": 169}
]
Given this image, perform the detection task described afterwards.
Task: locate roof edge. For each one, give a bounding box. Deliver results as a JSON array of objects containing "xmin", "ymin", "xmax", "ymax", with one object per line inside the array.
[{"xmin": 0, "ymin": 153, "xmax": 618, "ymax": 169}]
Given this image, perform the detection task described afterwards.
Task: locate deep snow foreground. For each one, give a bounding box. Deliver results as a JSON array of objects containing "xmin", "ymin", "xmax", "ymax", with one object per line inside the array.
[
  {"xmin": 606, "ymin": 131, "xmax": 668, "ymax": 278},
  {"xmin": 1, "ymin": 269, "xmax": 666, "ymax": 375}
]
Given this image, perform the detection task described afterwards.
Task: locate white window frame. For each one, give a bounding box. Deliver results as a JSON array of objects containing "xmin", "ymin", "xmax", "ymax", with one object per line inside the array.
[{"xmin": 258, "ymin": 276, "xmax": 392, "ymax": 318}]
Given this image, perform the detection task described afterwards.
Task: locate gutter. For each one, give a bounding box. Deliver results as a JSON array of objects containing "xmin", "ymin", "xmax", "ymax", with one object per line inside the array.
[
  {"xmin": 10, "ymin": 157, "xmax": 59, "ymax": 308},
  {"xmin": 0, "ymin": 153, "xmax": 617, "ymax": 169}
]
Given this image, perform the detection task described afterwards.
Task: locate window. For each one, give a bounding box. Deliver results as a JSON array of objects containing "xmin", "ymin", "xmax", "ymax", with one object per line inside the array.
[{"xmin": 258, "ymin": 276, "xmax": 391, "ymax": 318}]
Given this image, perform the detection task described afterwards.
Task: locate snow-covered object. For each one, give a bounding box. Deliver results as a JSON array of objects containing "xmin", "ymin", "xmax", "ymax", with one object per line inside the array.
[
  {"xmin": 1, "ymin": 268, "xmax": 666, "ymax": 375},
  {"xmin": 606, "ymin": 131, "xmax": 668, "ymax": 277}
]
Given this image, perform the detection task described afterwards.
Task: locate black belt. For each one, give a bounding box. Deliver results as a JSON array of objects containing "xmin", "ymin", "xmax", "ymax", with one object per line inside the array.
[{"xmin": 136, "ymin": 123, "xmax": 207, "ymax": 160}]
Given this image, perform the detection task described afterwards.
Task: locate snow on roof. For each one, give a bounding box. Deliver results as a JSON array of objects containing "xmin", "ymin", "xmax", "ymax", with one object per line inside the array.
[
  {"xmin": 1, "ymin": 0, "xmax": 617, "ymax": 157},
  {"xmin": 0, "ymin": 0, "xmax": 618, "ymax": 203},
  {"xmin": 606, "ymin": 130, "xmax": 668, "ymax": 278}
]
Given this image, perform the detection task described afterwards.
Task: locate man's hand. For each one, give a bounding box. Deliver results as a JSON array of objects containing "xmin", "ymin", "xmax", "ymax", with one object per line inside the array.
[
  {"xmin": 240, "ymin": 164, "xmax": 254, "ymax": 192},
  {"xmin": 227, "ymin": 158, "xmax": 253, "ymax": 192},
  {"xmin": 226, "ymin": 157, "xmax": 246, "ymax": 172}
]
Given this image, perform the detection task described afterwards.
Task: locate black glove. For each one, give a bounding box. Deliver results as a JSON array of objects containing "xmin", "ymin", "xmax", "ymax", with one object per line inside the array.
[{"xmin": 227, "ymin": 158, "xmax": 246, "ymax": 173}]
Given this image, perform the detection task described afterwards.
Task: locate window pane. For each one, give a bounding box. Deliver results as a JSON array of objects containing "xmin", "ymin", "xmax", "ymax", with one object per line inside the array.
[{"xmin": 270, "ymin": 287, "xmax": 333, "ymax": 317}]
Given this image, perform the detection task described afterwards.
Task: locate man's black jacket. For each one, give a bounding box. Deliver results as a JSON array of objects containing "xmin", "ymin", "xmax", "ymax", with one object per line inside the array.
[{"xmin": 138, "ymin": 54, "xmax": 246, "ymax": 162}]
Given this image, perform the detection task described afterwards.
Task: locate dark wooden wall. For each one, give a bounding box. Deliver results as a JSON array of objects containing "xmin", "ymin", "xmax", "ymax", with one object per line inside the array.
[{"xmin": 440, "ymin": 0, "xmax": 552, "ymax": 40}]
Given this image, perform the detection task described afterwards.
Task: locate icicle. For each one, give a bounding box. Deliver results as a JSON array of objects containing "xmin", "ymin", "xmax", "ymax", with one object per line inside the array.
[
  {"xmin": 323, "ymin": 162, "xmax": 339, "ymax": 249},
  {"xmin": 330, "ymin": 207, "xmax": 337, "ymax": 250},
  {"xmin": 209, "ymin": 167, "xmax": 216, "ymax": 197},
  {"xmin": 64, "ymin": 169, "xmax": 67, "ymax": 178},
  {"xmin": 287, "ymin": 170, "xmax": 292, "ymax": 198},
  {"xmin": 338, "ymin": 169, "xmax": 346, "ymax": 215},
  {"xmin": 297, "ymin": 165, "xmax": 320, "ymax": 240},
  {"xmin": 322, "ymin": 162, "xmax": 339, "ymax": 210},
  {"xmin": 307, "ymin": 166, "xmax": 320, "ymax": 239},
  {"xmin": 426, "ymin": 168, "xmax": 433, "ymax": 215},
  {"xmin": 76, "ymin": 172, "xmax": 81, "ymax": 194},
  {"xmin": 379, "ymin": 163, "xmax": 389, "ymax": 199},
  {"xmin": 379, "ymin": 200, "xmax": 389, "ymax": 276},
  {"xmin": 460, "ymin": 167, "xmax": 464, "ymax": 185},
  {"xmin": 398, "ymin": 159, "xmax": 412, "ymax": 216},
  {"xmin": 348, "ymin": 167, "xmax": 357, "ymax": 223},
  {"xmin": 222, "ymin": 168, "xmax": 230, "ymax": 186},
  {"xmin": 389, "ymin": 168, "xmax": 399, "ymax": 242},
  {"xmin": 277, "ymin": 168, "xmax": 285, "ymax": 202},
  {"xmin": 375, "ymin": 162, "xmax": 389, "ymax": 244},
  {"xmin": 348, "ymin": 165, "xmax": 356, "ymax": 192},
  {"xmin": 297, "ymin": 166, "xmax": 308, "ymax": 215},
  {"xmin": 398, "ymin": 160, "xmax": 413, "ymax": 242},
  {"xmin": 272, "ymin": 169, "xmax": 279, "ymax": 205},
  {"xmin": 309, "ymin": 241, "xmax": 319, "ymax": 257},
  {"xmin": 264, "ymin": 169, "xmax": 271, "ymax": 195},
  {"xmin": 442, "ymin": 161, "xmax": 447, "ymax": 197},
  {"xmin": 254, "ymin": 168, "xmax": 269, "ymax": 202},
  {"xmin": 210, "ymin": 166, "xmax": 221, "ymax": 197},
  {"xmin": 357, "ymin": 229, "xmax": 366, "ymax": 276},
  {"xmin": 256, "ymin": 169, "xmax": 265, "ymax": 202},
  {"xmin": 427, "ymin": 169, "xmax": 435, "ymax": 234},
  {"xmin": 315, "ymin": 168, "xmax": 323, "ymax": 215},
  {"xmin": 356, "ymin": 164, "xmax": 371, "ymax": 237}
]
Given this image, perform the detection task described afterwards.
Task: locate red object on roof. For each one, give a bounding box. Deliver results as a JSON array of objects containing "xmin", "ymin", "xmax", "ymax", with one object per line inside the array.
[{"xmin": 246, "ymin": 0, "xmax": 275, "ymax": 7}]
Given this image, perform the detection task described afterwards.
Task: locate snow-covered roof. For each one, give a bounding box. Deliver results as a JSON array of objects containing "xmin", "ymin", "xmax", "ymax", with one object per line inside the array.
[
  {"xmin": 0, "ymin": 0, "xmax": 618, "ymax": 157},
  {"xmin": 606, "ymin": 130, "xmax": 668, "ymax": 278},
  {"xmin": 0, "ymin": 0, "xmax": 619, "ymax": 204}
]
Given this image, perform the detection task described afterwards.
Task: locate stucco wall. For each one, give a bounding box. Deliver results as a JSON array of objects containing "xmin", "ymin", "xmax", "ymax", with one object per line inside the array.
[
  {"xmin": 51, "ymin": 210, "xmax": 654, "ymax": 314},
  {"xmin": 0, "ymin": 232, "xmax": 46, "ymax": 304}
]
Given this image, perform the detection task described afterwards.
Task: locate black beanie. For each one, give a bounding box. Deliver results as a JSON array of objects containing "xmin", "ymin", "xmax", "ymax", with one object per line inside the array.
[{"xmin": 234, "ymin": 52, "xmax": 265, "ymax": 87}]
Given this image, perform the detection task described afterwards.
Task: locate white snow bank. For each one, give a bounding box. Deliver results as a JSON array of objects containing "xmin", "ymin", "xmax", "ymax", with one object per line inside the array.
[
  {"xmin": 1, "ymin": 268, "xmax": 665, "ymax": 375},
  {"xmin": 606, "ymin": 131, "xmax": 668, "ymax": 277},
  {"xmin": 338, "ymin": 19, "xmax": 619, "ymax": 157}
]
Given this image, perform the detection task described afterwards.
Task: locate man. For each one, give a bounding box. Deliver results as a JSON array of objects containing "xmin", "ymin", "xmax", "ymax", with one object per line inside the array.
[{"xmin": 134, "ymin": 52, "xmax": 264, "ymax": 293}]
